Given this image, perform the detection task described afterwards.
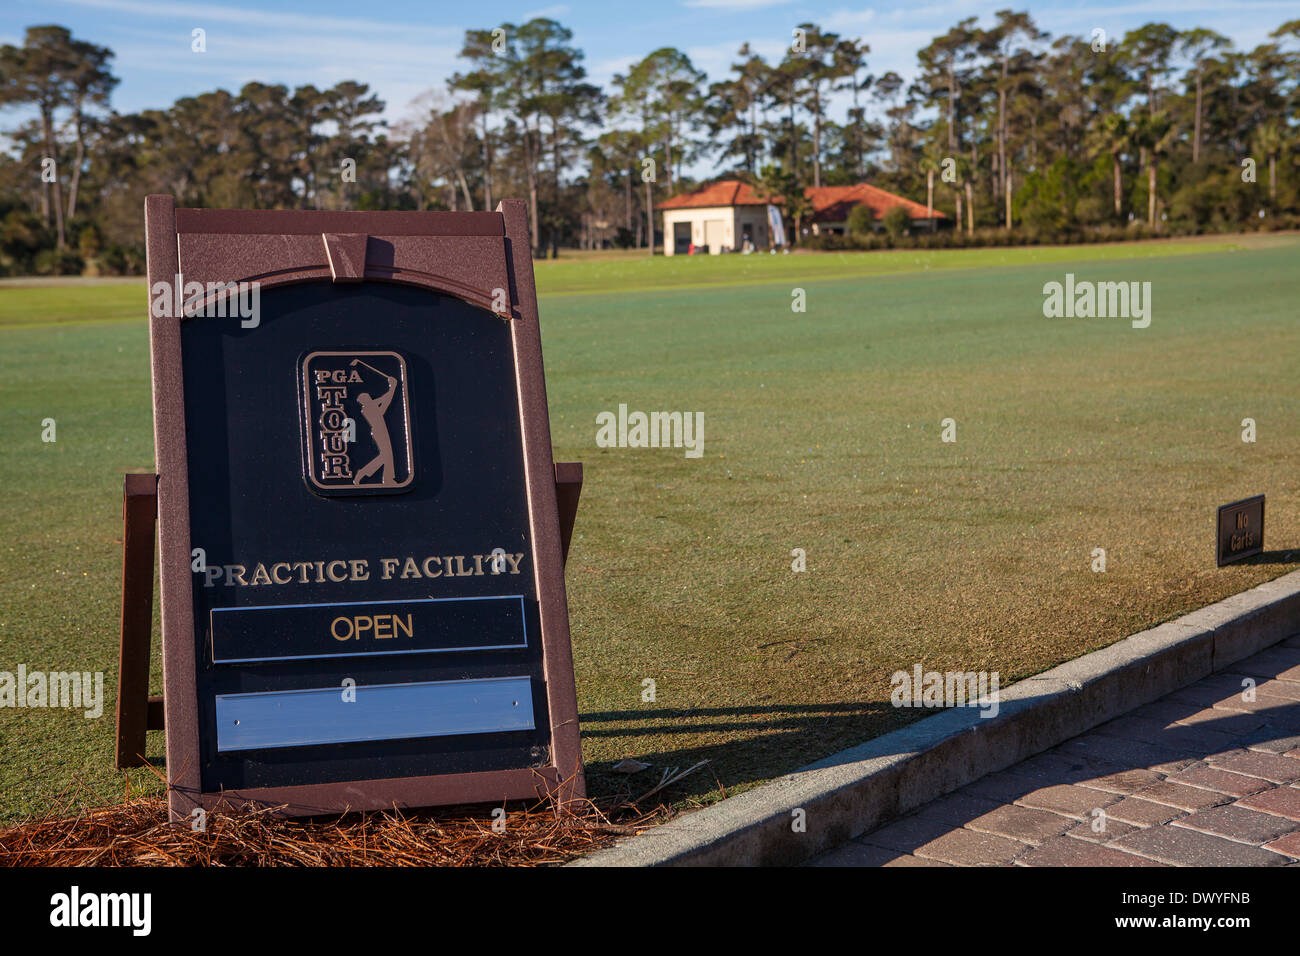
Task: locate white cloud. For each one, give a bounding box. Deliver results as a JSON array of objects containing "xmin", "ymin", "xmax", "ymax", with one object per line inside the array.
[{"xmin": 586, "ymin": 53, "xmax": 642, "ymax": 88}]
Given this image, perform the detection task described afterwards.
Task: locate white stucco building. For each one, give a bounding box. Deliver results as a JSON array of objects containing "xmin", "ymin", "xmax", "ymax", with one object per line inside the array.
[
  {"xmin": 657, "ymin": 181, "xmax": 775, "ymax": 256},
  {"xmin": 657, "ymin": 179, "xmax": 946, "ymax": 255}
]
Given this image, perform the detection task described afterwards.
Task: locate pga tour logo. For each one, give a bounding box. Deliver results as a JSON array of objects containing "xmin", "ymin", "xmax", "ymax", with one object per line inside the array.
[{"xmin": 299, "ymin": 351, "xmax": 414, "ymax": 496}]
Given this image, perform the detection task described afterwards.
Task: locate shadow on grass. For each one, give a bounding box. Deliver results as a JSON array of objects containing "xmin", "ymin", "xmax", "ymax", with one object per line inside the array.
[
  {"xmin": 1238, "ymin": 549, "xmax": 1300, "ymax": 566},
  {"xmin": 581, "ymin": 701, "xmax": 897, "ymax": 734},
  {"xmin": 135, "ymin": 703, "xmax": 908, "ymax": 812},
  {"xmin": 580, "ymin": 700, "xmax": 907, "ymax": 805}
]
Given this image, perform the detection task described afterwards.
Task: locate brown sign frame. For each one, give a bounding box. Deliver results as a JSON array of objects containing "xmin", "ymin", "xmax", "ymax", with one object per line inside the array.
[{"xmin": 144, "ymin": 195, "xmax": 584, "ymax": 819}]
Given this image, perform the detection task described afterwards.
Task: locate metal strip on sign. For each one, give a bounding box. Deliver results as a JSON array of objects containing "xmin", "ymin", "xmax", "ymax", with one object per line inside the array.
[{"xmin": 215, "ymin": 676, "xmax": 535, "ymax": 751}]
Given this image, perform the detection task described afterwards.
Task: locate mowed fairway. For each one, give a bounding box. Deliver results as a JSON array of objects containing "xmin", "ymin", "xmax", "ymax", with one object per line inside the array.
[{"xmin": 0, "ymin": 233, "xmax": 1297, "ymax": 821}]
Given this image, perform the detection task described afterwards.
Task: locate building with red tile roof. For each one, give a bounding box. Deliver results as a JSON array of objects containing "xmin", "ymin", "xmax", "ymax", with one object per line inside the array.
[
  {"xmin": 657, "ymin": 180, "xmax": 773, "ymax": 211},
  {"xmin": 656, "ymin": 179, "xmax": 946, "ymax": 255},
  {"xmin": 805, "ymin": 183, "xmax": 944, "ymax": 232}
]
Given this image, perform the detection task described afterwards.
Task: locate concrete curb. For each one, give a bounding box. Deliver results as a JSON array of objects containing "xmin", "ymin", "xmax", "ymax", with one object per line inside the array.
[{"xmin": 571, "ymin": 569, "xmax": 1300, "ymax": 867}]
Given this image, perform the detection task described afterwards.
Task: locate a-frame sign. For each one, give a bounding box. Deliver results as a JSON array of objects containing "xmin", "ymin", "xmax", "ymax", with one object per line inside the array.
[{"xmin": 134, "ymin": 196, "xmax": 584, "ymax": 819}]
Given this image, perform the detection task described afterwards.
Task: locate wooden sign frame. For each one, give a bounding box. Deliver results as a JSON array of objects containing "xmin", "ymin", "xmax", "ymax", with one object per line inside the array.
[{"xmin": 143, "ymin": 196, "xmax": 584, "ymax": 820}]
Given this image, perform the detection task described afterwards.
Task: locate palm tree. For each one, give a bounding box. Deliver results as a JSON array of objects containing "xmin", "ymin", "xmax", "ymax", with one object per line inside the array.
[
  {"xmin": 1252, "ymin": 121, "xmax": 1285, "ymax": 207},
  {"xmin": 950, "ymin": 155, "xmax": 975, "ymax": 236},
  {"xmin": 918, "ymin": 145, "xmax": 944, "ymax": 231},
  {"xmin": 1087, "ymin": 112, "xmax": 1133, "ymax": 218},
  {"xmin": 1132, "ymin": 111, "xmax": 1175, "ymax": 227},
  {"xmin": 756, "ymin": 164, "xmax": 809, "ymax": 245}
]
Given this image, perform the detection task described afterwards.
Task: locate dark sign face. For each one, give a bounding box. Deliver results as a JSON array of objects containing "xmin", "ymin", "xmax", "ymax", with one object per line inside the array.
[
  {"xmin": 145, "ymin": 199, "xmax": 583, "ymax": 818},
  {"xmin": 299, "ymin": 350, "xmax": 414, "ymax": 495},
  {"xmin": 181, "ymin": 282, "xmax": 546, "ymax": 793},
  {"xmin": 1217, "ymin": 495, "xmax": 1265, "ymax": 566}
]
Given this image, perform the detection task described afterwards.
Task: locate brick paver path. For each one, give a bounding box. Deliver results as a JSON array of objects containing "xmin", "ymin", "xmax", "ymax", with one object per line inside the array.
[{"xmin": 809, "ymin": 634, "xmax": 1300, "ymax": 866}]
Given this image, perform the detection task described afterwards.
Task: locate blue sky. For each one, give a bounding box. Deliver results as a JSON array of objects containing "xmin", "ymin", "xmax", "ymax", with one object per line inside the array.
[{"xmin": 3, "ymin": 1, "xmax": 1295, "ymax": 137}]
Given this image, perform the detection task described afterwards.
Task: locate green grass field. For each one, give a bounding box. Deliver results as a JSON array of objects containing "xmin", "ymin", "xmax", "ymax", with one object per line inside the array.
[{"xmin": 1, "ymin": 233, "xmax": 1297, "ymax": 822}]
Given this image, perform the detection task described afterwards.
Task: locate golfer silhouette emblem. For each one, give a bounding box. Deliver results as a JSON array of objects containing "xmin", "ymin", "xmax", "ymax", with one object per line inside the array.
[
  {"xmin": 300, "ymin": 351, "xmax": 413, "ymax": 495},
  {"xmin": 351, "ymin": 358, "xmax": 397, "ymax": 485}
]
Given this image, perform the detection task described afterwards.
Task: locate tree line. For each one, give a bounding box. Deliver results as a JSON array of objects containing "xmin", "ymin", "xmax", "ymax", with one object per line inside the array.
[{"xmin": 1, "ymin": 15, "xmax": 1297, "ymax": 274}]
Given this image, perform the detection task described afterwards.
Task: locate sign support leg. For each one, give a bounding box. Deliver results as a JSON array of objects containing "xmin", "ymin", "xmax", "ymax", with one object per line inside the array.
[
  {"xmin": 115, "ymin": 473, "xmax": 160, "ymax": 769},
  {"xmin": 554, "ymin": 461, "xmax": 582, "ymax": 565}
]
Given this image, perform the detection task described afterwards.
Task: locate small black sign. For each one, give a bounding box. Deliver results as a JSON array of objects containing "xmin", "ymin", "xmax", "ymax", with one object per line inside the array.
[{"xmin": 1216, "ymin": 494, "xmax": 1265, "ymax": 566}]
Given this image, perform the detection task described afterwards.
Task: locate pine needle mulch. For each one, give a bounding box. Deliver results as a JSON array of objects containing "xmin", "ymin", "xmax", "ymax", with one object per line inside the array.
[{"xmin": 0, "ymin": 761, "xmax": 712, "ymax": 867}]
